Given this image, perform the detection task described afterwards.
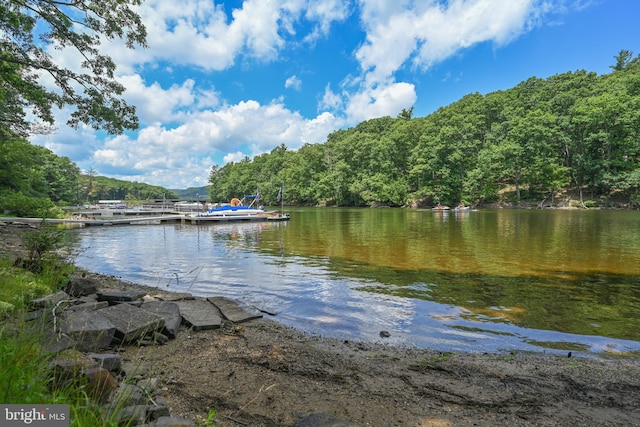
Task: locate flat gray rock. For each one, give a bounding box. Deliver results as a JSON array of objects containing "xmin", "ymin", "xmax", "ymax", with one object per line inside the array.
[
  {"xmin": 141, "ymin": 301, "xmax": 182, "ymax": 338},
  {"xmin": 175, "ymin": 299, "xmax": 222, "ymax": 331},
  {"xmin": 207, "ymin": 296, "xmax": 262, "ymax": 324},
  {"xmin": 59, "ymin": 310, "xmax": 116, "ymax": 351},
  {"xmin": 67, "ymin": 300, "xmax": 109, "ymax": 312},
  {"xmin": 42, "ymin": 332, "xmax": 76, "ymax": 353},
  {"xmin": 111, "ymin": 383, "xmax": 148, "ymax": 406},
  {"xmin": 97, "ymin": 291, "xmax": 147, "ymax": 303},
  {"xmin": 31, "ymin": 291, "xmax": 70, "ymax": 309},
  {"xmin": 89, "ymin": 353, "xmax": 123, "ymax": 372},
  {"xmin": 97, "ymin": 303, "xmax": 164, "ymax": 343},
  {"xmin": 65, "ymin": 277, "xmax": 99, "ymax": 297}
]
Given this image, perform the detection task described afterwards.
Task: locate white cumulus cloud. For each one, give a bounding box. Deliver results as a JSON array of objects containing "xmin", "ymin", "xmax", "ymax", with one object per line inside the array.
[
  {"xmin": 28, "ymin": 0, "xmax": 581, "ymax": 188},
  {"xmin": 285, "ymin": 75, "xmax": 303, "ymax": 90}
]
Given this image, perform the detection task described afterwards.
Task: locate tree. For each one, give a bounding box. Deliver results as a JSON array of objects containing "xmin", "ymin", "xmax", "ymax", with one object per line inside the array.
[
  {"xmin": 287, "ymin": 143, "xmax": 328, "ymax": 204},
  {"xmin": 84, "ymin": 168, "xmax": 98, "ymax": 201},
  {"xmin": 610, "ymin": 49, "xmax": 636, "ymax": 72},
  {"xmin": 36, "ymin": 145, "xmax": 80, "ymax": 203},
  {"xmin": 495, "ymin": 108, "xmax": 561, "ymax": 203},
  {"xmin": 200, "ymin": 52, "xmax": 640, "ymax": 208},
  {"xmin": 0, "ymin": 0, "xmax": 147, "ymax": 136},
  {"xmin": 0, "ymin": 134, "xmax": 35, "ymax": 192},
  {"xmin": 397, "ymin": 106, "xmax": 414, "ymax": 120}
]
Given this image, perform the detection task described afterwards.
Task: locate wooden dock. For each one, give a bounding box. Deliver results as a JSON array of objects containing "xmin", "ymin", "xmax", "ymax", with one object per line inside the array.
[
  {"xmin": 0, "ymin": 215, "xmax": 185, "ymax": 227},
  {"xmin": 1, "ymin": 213, "xmax": 286, "ymax": 227}
]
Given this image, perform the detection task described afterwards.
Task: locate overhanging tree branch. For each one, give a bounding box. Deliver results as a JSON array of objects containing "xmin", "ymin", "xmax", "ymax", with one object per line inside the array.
[{"xmin": 0, "ymin": 0, "xmax": 146, "ymax": 136}]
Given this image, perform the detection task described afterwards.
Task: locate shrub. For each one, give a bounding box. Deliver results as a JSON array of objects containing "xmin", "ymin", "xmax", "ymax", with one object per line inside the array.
[
  {"xmin": 0, "ymin": 190, "xmax": 65, "ymax": 218},
  {"xmin": 22, "ymin": 226, "xmax": 65, "ymax": 260}
]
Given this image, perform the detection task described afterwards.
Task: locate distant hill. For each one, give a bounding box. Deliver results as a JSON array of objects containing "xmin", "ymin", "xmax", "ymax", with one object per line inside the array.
[{"xmin": 170, "ymin": 186, "xmax": 210, "ymax": 200}]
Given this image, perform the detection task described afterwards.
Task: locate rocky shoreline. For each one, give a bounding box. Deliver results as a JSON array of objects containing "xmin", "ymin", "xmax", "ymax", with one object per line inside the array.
[
  {"xmin": 0, "ymin": 220, "xmax": 367, "ymax": 426},
  {"xmin": 24, "ymin": 274, "xmax": 271, "ymax": 427},
  {"xmin": 4, "ymin": 222, "xmax": 640, "ymax": 426}
]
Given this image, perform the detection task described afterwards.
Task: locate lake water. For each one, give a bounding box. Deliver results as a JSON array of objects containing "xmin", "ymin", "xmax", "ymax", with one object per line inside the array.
[{"xmin": 70, "ymin": 208, "xmax": 640, "ymax": 357}]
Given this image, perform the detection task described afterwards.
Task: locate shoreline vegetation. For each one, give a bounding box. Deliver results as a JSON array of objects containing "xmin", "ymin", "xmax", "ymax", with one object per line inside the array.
[
  {"xmin": 5, "ymin": 61, "xmax": 640, "ymax": 221},
  {"xmin": 2, "ymin": 223, "xmax": 640, "ymax": 426}
]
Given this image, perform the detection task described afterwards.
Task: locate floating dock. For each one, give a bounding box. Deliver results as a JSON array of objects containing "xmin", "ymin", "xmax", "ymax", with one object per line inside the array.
[
  {"xmin": 0, "ymin": 215, "xmax": 185, "ymax": 227},
  {"xmin": 1, "ymin": 213, "xmax": 289, "ymax": 227}
]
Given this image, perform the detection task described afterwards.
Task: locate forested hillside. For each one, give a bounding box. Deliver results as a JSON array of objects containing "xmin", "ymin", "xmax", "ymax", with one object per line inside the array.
[
  {"xmin": 209, "ymin": 53, "xmax": 640, "ymax": 208},
  {"xmin": 170, "ymin": 186, "xmax": 210, "ymax": 199},
  {"xmin": 0, "ymin": 134, "xmax": 176, "ymax": 217}
]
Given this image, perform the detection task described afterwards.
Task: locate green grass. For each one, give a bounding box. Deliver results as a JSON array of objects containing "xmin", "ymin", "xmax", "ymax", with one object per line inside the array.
[
  {"xmin": 0, "ymin": 322, "xmax": 52, "ymax": 404},
  {"xmin": 0, "ymin": 259, "xmax": 61, "ymax": 314},
  {"xmin": 0, "ymin": 317, "xmax": 129, "ymax": 425},
  {"xmin": 0, "ymin": 249, "xmax": 132, "ymax": 426},
  {"xmin": 0, "ymin": 263, "xmax": 133, "ymax": 426}
]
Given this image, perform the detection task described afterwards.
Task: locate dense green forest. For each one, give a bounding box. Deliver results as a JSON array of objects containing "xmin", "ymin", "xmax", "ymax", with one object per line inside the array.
[
  {"xmin": 170, "ymin": 186, "xmax": 211, "ymax": 199},
  {"xmin": 0, "ymin": 0, "xmax": 160, "ymax": 218},
  {"xmin": 3, "ymin": 52, "xmax": 640, "ymax": 216},
  {"xmin": 0, "ymin": 132, "xmax": 176, "ymax": 217},
  {"xmin": 209, "ymin": 52, "xmax": 640, "ymax": 208}
]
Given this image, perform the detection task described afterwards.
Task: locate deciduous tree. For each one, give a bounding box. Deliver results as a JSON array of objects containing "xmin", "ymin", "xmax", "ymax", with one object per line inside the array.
[{"xmin": 0, "ymin": 0, "xmax": 147, "ymax": 136}]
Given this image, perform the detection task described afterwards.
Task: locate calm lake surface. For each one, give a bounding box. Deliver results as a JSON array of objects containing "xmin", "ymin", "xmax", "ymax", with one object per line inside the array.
[{"xmin": 71, "ymin": 208, "xmax": 640, "ymax": 357}]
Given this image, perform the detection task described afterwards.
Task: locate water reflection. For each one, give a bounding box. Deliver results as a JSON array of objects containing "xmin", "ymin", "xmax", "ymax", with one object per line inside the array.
[{"xmin": 70, "ymin": 208, "xmax": 640, "ymax": 357}]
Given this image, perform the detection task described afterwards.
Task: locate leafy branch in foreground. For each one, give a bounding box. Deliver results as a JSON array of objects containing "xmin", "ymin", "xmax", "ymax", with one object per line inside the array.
[{"xmin": 0, "ymin": 0, "xmax": 147, "ymax": 136}]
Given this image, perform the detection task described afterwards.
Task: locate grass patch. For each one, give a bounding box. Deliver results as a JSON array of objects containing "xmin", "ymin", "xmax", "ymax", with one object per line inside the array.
[
  {"xmin": 0, "ymin": 258, "xmax": 74, "ymax": 315},
  {"xmin": 0, "ymin": 227, "xmax": 129, "ymax": 426},
  {"xmin": 0, "ymin": 317, "xmax": 132, "ymax": 426}
]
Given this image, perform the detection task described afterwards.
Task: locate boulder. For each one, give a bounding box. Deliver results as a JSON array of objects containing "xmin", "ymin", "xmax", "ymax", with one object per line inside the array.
[
  {"xmin": 111, "ymin": 383, "xmax": 149, "ymax": 406},
  {"xmin": 42, "ymin": 332, "xmax": 76, "ymax": 353},
  {"xmin": 83, "ymin": 366, "xmax": 117, "ymax": 404},
  {"xmin": 59, "ymin": 310, "xmax": 116, "ymax": 351},
  {"xmin": 208, "ymin": 296, "xmax": 262, "ymax": 324},
  {"xmin": 175, "ymin": 298, "xmax": 223, "ymax": 331},
  {"xmin": 141, "ymin": 301, "xmax": 182, "ymax": 338},
  {"xmin": 67, "ymin": 300, "xmax": 109, "ymax": 312},
  {"xmin": 97, "ymin": 303, "xmax": 165, "ymax": 344},
  {"xmin": 97, "ymin": 291, "xmax": 147, "ymax": 304},
  {"xmin": 65, "ymin": 277, "xmax": 99, "ymax": 297},
  {"xmin": 51, "ymin": 349, "xmax": 96, "ymax": 374},
  {"xmin": 31, "ymin": 291, "xmax": 71, "ymax": 309},
  {"xmin": 89, "ymin": 353, "xmax": 123, "ymax": 372}
]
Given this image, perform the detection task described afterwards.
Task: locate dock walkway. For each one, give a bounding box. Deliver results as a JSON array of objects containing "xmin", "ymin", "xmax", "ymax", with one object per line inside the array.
[
  {"xmin": 0, "ymin": 213, "xmax": 284, "ymax": 227},
  {"xmin": 0, "ymin": 215, "xmax": 185, "ymax": 227}
]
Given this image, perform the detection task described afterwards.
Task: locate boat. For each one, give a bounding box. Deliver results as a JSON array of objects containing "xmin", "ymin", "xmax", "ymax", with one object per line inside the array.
[
  {"xmin": 454, "ymin": 205, "xmax": 470, "ymax": 212},
  {"xmin": 190, "ymin": 193, "xmax": 281, "ymax": 222},
  {"xmin": 432, "ymin": 204, "xmax": 450, "ymax": 211}
]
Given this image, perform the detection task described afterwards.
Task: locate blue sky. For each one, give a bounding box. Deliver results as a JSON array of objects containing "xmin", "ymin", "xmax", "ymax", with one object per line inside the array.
[{"xmin": 31, "ymin": 0, "xmax": 640, "ymax": 189}]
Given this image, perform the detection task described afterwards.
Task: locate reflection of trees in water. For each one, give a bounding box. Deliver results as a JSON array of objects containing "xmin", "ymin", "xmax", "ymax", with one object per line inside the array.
[
  {"xmin": 353, "ymin": 266, "xmax": 640, "ymax": 342},
  {"xmin": 71, "ymin": 208, "xmax": 640, "ymax": 354}
]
